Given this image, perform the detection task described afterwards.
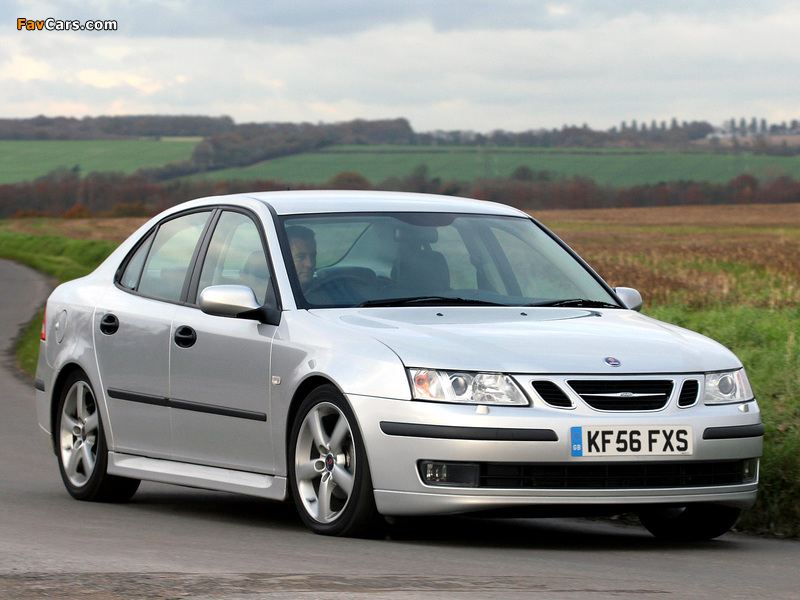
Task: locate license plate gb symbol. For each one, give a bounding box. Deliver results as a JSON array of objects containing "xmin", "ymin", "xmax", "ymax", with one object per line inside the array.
[{"xmin": 571, "ymin": 427, "xmax": 583, "ymax": 457}]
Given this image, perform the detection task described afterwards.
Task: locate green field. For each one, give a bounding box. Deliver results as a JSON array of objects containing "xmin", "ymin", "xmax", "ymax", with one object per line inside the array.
[
  {"xmin": 185, "ymin": 145, "xmax": 800, "ymax": 187},
  {"xmin": 0, "ymin": 138, "xmax": 199, "ymax": 184},
  {"xmin": 4, "ymin": 140, "xmax": 800, "ymax": 188}
]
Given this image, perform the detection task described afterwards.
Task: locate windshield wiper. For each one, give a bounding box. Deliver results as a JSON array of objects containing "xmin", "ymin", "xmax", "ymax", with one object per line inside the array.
[
  {"xmin": 530, "ymin": 298, "xmax": 621, "ymax": 309},
  {"xmin": 356, "ymin": 296, "xmax": 505, "ymax": 308}
]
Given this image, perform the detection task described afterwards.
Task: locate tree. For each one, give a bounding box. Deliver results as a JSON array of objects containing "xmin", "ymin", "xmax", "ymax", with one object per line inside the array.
[
  {"xmin": 511, "ymin": 165, "xmax": 534, "ymax": 181},
  {"xmin": 327, "ymin": 171, "xmax": 372, "ymax": 190}
]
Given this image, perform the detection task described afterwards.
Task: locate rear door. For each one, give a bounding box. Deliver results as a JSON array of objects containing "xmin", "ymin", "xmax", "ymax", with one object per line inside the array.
[{"xmin": 95, "ymin": 210, "xmax": 212, "ymax": 458}]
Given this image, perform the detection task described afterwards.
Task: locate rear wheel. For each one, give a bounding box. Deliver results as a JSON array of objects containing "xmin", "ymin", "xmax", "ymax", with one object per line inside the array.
[
  {"xmin": 288, "ymin": 385, "xmax": 381, "ymax": 536},
  {"xmin": 56, "ymin": 372, "xmax": 140, "ymax": 502},
  {"xmin": 637, "ymin": 504, "xmax": 742, "ymax": 541}
]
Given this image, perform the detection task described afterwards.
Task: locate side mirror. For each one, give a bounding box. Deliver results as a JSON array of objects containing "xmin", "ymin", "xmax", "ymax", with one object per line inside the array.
[
  {"xmin": 614, "ymin": 287, "xmax": 643, "ymax": 312},
  {"xmin": 199, "ymin": 285, "xmax": 281, "ymax": 325}
]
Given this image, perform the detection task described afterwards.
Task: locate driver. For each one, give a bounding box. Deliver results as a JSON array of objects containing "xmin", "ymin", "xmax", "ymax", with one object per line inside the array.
[{"xmin": 286, "ymin": 225, "xmax": 317, "ymax": 290}]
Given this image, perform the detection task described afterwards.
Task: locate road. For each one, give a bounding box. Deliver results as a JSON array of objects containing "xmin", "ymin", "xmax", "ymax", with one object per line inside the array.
[{"xmin": 0, "ymin": 258, "xmax": 797, "ymax": 599}]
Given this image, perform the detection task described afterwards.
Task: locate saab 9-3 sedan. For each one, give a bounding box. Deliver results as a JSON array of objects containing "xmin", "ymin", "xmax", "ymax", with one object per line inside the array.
[{"xmin": 35, "ymin": 190, "xmax": 763, "ymax": 539}]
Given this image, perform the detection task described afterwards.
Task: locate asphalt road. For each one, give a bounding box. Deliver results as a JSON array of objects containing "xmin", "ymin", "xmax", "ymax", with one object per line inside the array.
[{"xmin": 0, "ymin": 258, "xmax": 798, "ymax": 600}]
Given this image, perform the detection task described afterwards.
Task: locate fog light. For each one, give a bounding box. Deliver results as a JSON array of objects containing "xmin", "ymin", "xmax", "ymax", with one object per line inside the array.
[
  {"xmin": 742, "ymin": 458, "xmax": 759, "ymax": 483},
  {"xmin": 420, "ymin": 461, "xmax": 480, "ymax": 487}
]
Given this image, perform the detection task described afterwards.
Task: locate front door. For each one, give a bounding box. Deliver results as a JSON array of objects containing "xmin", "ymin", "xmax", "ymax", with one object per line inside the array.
[{"xmin": 168, "ymin": 210, "xmax": 278, "ymax": 473}]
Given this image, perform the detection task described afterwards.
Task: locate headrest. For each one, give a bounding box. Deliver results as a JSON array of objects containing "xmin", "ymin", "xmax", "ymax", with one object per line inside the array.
[{"xmin": 394, "ymin": 224, "xmax": 438, "ymax": 244}]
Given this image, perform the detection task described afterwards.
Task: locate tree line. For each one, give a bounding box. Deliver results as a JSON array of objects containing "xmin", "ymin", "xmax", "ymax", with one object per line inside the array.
[
  {"xmin": 3, "ymin": 165, "xmax": 798, "ymax": 220},
  {"xmin": 0, "ymin": 115, "xmax": 235, "ymax": 140}
]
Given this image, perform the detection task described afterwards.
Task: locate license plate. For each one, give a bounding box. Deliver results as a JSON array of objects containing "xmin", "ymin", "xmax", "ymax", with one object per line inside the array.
[{"xmin": 571, "ymin": 426, "xmax": 693, "ymax": 457}]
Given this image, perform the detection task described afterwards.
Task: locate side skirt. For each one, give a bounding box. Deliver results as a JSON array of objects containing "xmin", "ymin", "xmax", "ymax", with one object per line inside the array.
[{"xmin": 107, "ymin": 452, "xmax": 287, "ymax": 501}]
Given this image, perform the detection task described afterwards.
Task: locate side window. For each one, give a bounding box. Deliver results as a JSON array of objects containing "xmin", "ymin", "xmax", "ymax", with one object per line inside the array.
[
  {"xmin": 431, "ymin": 226, "xmax": 476, "ymax": 290},
  {"xmin": 136, "ymin": 211, "xmax": 211, "ymax": 302},
  {"xmin": 119, "ymin": 231, "xmax": 154, "ymax": 291},
  {"xmin": 198, "ymin": 211, "xmax": 272, "ymax": 304}
]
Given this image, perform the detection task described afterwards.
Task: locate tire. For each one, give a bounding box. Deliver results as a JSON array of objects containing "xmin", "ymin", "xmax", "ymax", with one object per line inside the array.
[
  {"xmin": 288, "ymin": 385, "xmax": 382, "ymax": 536},
  {"xmin": 637, "ymin": 504, "xmax": 742, "ymax": 541},
  {"xmin": 56, "ymin": 371, "xmax": 140, "ymax": 503}
]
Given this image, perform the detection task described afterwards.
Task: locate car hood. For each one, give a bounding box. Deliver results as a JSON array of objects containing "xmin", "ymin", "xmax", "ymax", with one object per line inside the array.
[{"xmin": 310, "ymin": 307, "xmax": 740, "ymax": 374}]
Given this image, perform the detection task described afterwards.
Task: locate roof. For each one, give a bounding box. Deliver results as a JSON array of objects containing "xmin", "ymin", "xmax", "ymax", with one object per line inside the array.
[{"xmin": 229, "ymin": 190, "xmax": 528, "ymax": 217}]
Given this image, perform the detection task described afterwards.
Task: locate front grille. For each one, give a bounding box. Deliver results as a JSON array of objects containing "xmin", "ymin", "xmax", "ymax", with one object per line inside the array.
[
  {"xmin": 531, "ymin": 381, "xmax": 573, "ymax": 408},
  {"xmin": 568, "ymin": 380, "xmax": 674, "ymax": 411},
  {"xmin": 478, "ymin": 460, "xmax": 748, "ymax": 489},
  {"xmin": 679, "ymin": 379, "xmax": 700, "ymax": 407}
]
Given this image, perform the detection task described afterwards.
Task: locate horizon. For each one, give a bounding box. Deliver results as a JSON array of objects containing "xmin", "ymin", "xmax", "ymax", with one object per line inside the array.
[{"xmin": 3, "ymin": 113, "xmax": 800, "ymax": 137}]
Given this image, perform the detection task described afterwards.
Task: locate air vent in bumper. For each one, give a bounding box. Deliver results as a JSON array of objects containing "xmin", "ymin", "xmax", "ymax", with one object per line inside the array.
[{"xmin": 477, "ymin": 460, "xmax": 753, "ymax": 489}]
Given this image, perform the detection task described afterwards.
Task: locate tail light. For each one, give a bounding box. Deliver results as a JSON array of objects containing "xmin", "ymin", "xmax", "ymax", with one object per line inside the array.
[{"xmin": 40, "ymin": 311, "xmax": 46, "ymax": 341}]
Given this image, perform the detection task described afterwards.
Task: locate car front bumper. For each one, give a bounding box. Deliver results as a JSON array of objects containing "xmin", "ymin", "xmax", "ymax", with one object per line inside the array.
[{"xmin": 348, "ymin": 394, "xmax": 762, "ymax": 517}]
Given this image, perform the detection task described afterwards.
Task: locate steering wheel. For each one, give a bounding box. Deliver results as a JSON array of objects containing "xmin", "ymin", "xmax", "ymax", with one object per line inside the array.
[{"xmin": 305, "ymin": 273, "xmax": 375, "ymax": 305}]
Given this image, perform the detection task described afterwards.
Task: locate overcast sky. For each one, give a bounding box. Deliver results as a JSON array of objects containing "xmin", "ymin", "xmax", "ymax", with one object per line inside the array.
[{"xmin": 3, "ymin": 0, "xmax": 799, "ymax": 132}]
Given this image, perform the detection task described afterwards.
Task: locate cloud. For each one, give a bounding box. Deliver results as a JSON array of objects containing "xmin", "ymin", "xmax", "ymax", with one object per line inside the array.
[
  {"xmin": 74, "ymin": 70, "xmax": 164, "ymax": 94},
  {"xmin": 0, "ymin": 52, "xmax": 55, "ymax": 82},
  {"xmin": 1, "ymin": 1, "xmax": 799, "ymax": 131}
]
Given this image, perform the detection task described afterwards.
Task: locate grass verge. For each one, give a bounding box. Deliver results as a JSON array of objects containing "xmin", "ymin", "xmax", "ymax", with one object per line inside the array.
[
  {"xmin": 646, "ymin": 305, "xmax": 800, "ymax": 537},
  {"xmin": 0, "ymin": 229, "xmax": 117, "ymax": 282},
  {"xmin": 0, "ymin": 227, "xmax": 118, "ymax": 373}
]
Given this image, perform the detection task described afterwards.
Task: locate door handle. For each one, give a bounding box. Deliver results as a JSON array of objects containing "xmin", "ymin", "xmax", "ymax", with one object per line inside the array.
[
  {"xmin": 99, "ymin": 313, "xmax": 119, "ymax": 335},
  {"xmin": 174, "ymin": 325, "xmax": 197, "ymax": 348}
]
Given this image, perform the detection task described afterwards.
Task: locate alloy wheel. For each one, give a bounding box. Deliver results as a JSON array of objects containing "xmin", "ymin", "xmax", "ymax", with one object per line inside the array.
[
  {"xmin": 293, "ymin": 401, "xmax": 356, "ymax": 524},
  {"xmin": 58, "ymin": 379, "xmax": 99, "ymax": 488}
]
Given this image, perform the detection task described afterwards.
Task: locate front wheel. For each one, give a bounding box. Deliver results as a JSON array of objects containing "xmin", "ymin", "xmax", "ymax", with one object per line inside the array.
[
  {"xmin": 288, "ymin": 385, "xmax": 381, "ymax": 536},
  {"xmin": 56, "ymin": 371, "xmax": 140, "ymax": 502},
  {"xmin": 637, "ymin": 504, "xmax": 742, "ymax": 541}
]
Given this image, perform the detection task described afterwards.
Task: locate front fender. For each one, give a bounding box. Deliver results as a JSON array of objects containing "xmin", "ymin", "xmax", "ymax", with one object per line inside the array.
[{"xmin": 268, "ymin": 310, "xmax": 410, "ymax": 476}]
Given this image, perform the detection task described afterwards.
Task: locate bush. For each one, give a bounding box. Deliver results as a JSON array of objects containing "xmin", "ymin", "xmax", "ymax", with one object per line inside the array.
[{"xmin": 61, "ymin": 204, "xmax": 91, "ymax": 219}]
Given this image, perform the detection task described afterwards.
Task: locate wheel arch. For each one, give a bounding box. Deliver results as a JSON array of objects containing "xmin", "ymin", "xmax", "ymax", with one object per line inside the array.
[
  {"xmin": 285, "ymin": 375, "xmax": 342, "ymax": 455},
  {"xmin": 49, "ymin": 362, "xmax": 93, "ymax": 450}
]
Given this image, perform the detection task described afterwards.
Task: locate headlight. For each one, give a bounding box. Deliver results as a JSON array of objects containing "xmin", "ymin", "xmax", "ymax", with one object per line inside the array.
[
  {"xmin": 704, "ymin": 369, "xmax": 754, "ymax": 405},
  {"xmin": 408, "ymin": 369, "xmax": 529, "ymax": 406}
]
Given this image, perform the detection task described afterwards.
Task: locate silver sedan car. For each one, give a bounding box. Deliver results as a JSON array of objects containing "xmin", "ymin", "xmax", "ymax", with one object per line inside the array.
[{"xmin": 35, "ymin": 190, "xmax": 763, "ymax": 539}]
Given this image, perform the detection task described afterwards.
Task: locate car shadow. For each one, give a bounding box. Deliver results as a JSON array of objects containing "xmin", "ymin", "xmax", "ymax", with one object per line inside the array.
[
  {"xmin": 123, "ymin": 483, "xmax": 743, "ymax": 552},
  {"xmin": 382, "ymin": 514, "xmax": 744, "ymax": 552},
  {"xmin": 126, "ymin": 482, "xmax": 304, "ymax": 530}
]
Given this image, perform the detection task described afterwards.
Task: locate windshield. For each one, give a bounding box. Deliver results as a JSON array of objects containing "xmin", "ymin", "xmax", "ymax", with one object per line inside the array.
[{"xmin": 279, "ymin": 212, "xmax": 619, "ymax": 309}]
